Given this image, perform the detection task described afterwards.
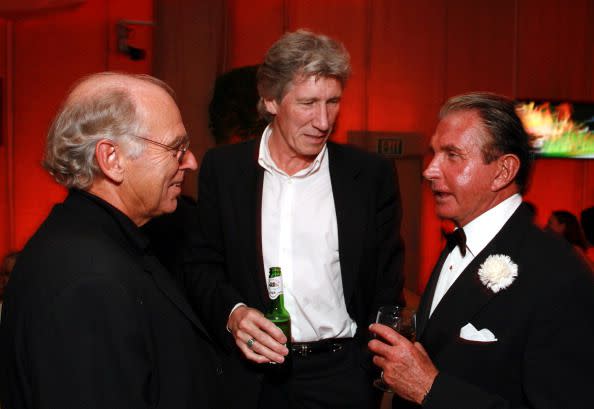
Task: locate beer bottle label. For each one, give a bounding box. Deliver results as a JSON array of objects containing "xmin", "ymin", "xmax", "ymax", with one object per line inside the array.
[{"xmin": 268, "ymin": 276, "xmax": 283, "ymax": 300}]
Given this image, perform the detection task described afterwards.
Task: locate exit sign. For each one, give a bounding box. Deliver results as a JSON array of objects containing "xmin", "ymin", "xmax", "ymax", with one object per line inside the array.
[{"xmin": 377, "ymin": 138, "xmax": 402, "ymax": 156}]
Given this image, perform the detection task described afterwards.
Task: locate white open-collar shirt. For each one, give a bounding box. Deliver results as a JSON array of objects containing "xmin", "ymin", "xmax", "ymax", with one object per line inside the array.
[
  {"xmin": 430, "ymin": 193, "xmax": 523, "ymax": 316},
  {"xmin": 258, "ymin": 125, "xmax": 357, "ymax": 342}
]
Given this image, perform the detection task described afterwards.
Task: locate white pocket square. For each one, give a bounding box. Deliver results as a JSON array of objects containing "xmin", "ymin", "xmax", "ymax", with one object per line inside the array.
[{"xmin": 459, "ymin": 323, "xmax": 498, "ymax": 342}]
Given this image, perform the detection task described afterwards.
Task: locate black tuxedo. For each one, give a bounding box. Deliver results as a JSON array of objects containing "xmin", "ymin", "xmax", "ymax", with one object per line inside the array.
[
  {"xmin": 184, "ymin": 139, "xmax": 404, "ymax": 408},
  {"xmin": 394, "ymin": 203, "xmax": 594, "ymax": 409},
  {"xmin": 0, "ymin": 190, "xmax": 222, "ymax": 409}
]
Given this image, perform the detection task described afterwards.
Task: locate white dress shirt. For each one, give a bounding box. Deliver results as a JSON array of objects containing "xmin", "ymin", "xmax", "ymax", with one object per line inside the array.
[
  {"xmin": 429, "ymin": 194, "xmax": 523, "ymax": 317},
  {"xmin": 259, "ymin": 126, "xmax": 357, "ymax": 342}
]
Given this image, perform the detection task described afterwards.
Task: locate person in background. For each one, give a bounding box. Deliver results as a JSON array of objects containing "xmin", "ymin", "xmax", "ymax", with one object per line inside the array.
[
  {"xmin": 0, "ymin": 251, "xmax": 19, "ymax": 321},
  {"xmin": 368, "ymin": 92, "xmax": 594, "ymax": 409},
  {"xmin": 523, "ymin": 200, "xmax": 536, "ymax": 222},
  {"xmin": 183, "ymin": 29, "xmax": 405, "ymax": 409},
  {"xmin": 0, "ymin": 72, "xmax": 222, "ymax": 409},
  {"xmin": 546, "ymin": 210, "xmax": 590, "ymax": 260},
  {"xmin": 581, "ymin": 206, "xmax": 594, "ymax": 244},
  {"xmin": 208, "ymin": 65, "xmax": 267, "ymax": 144},
  {"xmin": 580, "ymin": 206, "xmax": 594, "ymax": 265}
]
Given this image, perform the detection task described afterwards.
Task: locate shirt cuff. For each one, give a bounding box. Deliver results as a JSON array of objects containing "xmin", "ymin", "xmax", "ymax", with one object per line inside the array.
[{"xmin": 226, "ymin": 302, "xmax": 247, "ymax": 333}]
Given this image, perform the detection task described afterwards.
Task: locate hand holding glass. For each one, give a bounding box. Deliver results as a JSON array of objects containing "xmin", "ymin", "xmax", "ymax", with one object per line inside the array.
[{"xmin": 372, "ymin": 305, "xmax": 417, "ymax": 393}]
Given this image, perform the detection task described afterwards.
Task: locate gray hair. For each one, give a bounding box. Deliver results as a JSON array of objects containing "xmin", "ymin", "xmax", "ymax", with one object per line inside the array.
[
  {"xmin": 440, "ymin": 92, "xmax": 533, "ymax": 194},
  {"xmin": 257, "ymin": 29, "xmax": 351, "ymax": 122},
  {"xmin": 43, "ymin": 72, "xmax": 174, "ymax": 189}
]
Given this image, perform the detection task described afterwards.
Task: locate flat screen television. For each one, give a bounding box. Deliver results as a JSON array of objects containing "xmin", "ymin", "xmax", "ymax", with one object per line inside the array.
[{"xmin": 515, "ymin": 100, "xmax": 594, "ymax": 158}]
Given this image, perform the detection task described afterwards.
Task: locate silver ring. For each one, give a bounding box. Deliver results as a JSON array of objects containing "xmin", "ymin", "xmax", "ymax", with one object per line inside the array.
[
  {"xmin": 381, "ymin": 371, "xmax": 386, "ymax": 383},
  {"xmin": 246, "ymin": 338, "xmax": 256, "ymax": 349}
]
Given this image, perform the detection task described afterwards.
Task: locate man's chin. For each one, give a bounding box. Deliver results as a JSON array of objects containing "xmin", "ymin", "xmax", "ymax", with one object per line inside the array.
[
  {"xmin": 301, "ymin": 145, "xmax": 326, "ymax": 158},
  {"xmin": 434, "ymin": 206, "xmax": 456, "ymax": 221},
  {"xmin": 159, "ymin": 198, "xmax": 179, "ymax": 215}
]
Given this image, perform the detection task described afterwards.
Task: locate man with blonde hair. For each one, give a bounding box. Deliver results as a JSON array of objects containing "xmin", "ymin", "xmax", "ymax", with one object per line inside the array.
[{"xmin": 0, "ymin": 72, "xmax": 222, "ymax": 408}]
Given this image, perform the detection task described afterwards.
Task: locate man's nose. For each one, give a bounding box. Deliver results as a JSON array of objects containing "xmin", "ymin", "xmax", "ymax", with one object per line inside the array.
[
  {"xmin": 180, "ymin": 150, "xmax": 198, "ymax": 171},
  {"xmin": 312, "ymin": 103, "xmax": 330, "ymax": 131},
  {"xmin": 422, "ymin": 157, "xmax": 439, "ymax": 180}
]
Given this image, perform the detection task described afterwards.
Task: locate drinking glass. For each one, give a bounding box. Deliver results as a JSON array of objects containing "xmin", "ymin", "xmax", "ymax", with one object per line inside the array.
[{"xmin": 372, "ymin": 305, "xmax": 417, "ymax": 393}]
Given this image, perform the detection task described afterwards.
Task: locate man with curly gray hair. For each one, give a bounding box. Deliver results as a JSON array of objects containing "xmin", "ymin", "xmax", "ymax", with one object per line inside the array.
[
  {"xmin": 0, "ymin": 72, "xmax": 223, "ymax": 408},
  {"xmin": 184, "ymin": 30, "xmax": 404, "ymax": 408}
]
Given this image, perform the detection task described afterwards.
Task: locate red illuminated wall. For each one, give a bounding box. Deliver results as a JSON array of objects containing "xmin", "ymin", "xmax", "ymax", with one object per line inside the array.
[
  {"xmin": 1, "ymin": 0, "xmax": 593, "ymax": 293},
  {"xmin": 221, "ymin": 0, "xmax": 594, "ymax": 291},
  {"xmin": 0, "ymin": 0, "xmax": 152, "ymax": 259}
]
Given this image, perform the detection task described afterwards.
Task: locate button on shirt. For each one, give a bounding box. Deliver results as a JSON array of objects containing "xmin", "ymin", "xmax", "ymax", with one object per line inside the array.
[
  {"xmin": 259, "ymin": 126, "xmax": 357, "ymax": 342},
  {"xmin": 429, "ymin": 194, "xmax": 523, "ymax": 317}
]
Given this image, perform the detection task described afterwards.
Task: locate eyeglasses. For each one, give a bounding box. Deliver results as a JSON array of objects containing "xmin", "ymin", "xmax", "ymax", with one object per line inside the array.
[{"xmin": 132, "ymin": 135, "xmax": 190, "ymax": 164}]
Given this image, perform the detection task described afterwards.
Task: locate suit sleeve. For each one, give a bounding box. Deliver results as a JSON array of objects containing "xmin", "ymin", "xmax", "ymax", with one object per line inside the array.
[
  {"xmin": 182, "ymin": 150, "xmax": 244, "ymax": 349},
  {"xmin": 422, "ymin": 265, "xmax": 594, "ymax": 409},
  {"xmin": 370, "ymin": 158, "xmax": 405, "ymax": 320},
  {"xmin": 28, "ymin": 276, "xmax": 154, "ymax": 409}
]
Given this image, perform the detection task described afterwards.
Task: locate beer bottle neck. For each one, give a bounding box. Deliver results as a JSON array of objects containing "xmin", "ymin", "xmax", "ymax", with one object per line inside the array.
[{"xmin": 270, "ymin": 293, "xmax": 285, "ymax": 310}]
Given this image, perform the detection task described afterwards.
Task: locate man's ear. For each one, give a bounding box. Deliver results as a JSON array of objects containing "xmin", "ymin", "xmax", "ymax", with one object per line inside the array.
[
  {"xmin": 491, "ymin": 153, "xmax": 520, "ymax": 191},
  {"xmin": 263, "ymin": 98, "xmax": 278, "ymax": 116},
  {"xmin": 95, "ymin": 139, "xmax": 124, "ymax": 184}
]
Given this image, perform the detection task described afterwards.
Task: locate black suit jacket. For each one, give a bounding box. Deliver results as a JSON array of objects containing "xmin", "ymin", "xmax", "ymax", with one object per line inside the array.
[
  {"xmin": 394, "ymin": 203, "xmax": 594, "ymax": 409},
  {"xmin": 184, "ymin": 139, "xmax": 404, "ymax": 407},
  {"xmin": 0, "ymin": 190, "xmax": 222, "ymax": 409}
]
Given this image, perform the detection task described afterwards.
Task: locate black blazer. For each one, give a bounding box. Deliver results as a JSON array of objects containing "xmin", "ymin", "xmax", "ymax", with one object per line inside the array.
[
  {"xmin": 395, "ymin": 203, "xmax": 594, "ymax": 409},
  {"xmin": 0, "ymin": 190, "xmax": 222, "ymax": 409},
  {"xmin": 184, "ymin": 139, "xmax": 405, "ymax": 407}
]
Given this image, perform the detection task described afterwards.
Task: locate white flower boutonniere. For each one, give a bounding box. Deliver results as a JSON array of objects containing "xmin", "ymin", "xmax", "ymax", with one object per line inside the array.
[{"xmin": 478, "ymin": 254, "xmax": 518, "ymax": 293}]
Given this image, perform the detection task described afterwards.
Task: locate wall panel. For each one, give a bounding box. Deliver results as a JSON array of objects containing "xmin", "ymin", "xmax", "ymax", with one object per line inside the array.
[
  {"xmin": 153, "ymin": 0, "xmax": 225, "ymax": 197},
  {"xmin": 367, "ymin": 0, "xmax": 447, "ymax": 290},
  {"xmin": 367, "ymin": 0, "xmax": 446, "ymax": 137},
  {"xmin": 288, "ymin": 0, "xmax": 368, "ymax": 142},
  {"xmin": 525, "ymin": 159, "xmax": 588, "ymax": 227},
  {"xmin": 0, "ymin": 20, "xmax": 10, "ymax": 256},
  {"xmin": 12, "ymin": 1, "xmax": 107, "ymax": 250},
  {"xmin": 515, "ymin": 0, "xmax": 594, "ymax": 228},
  {"xmin": 588, "ymin": 0, "xmax": 594, "ymax": 98},
  {"xmin": 584, "ymin": 161, "xmax": 594, "ymax": 208},
  {"xmin": 1, "ymin": 0, "xmax": 152, "ymax": 256},
  {"xmin": 516, "ymin": 0, "xmax": 592, "ymax": 100},
  {"xmin": 226, "ymin": 0, "xmax": 285, "ymax": 69},
  {"xmin": 445, "ymin": 0, "xmax": 516, "ymax": 97}
]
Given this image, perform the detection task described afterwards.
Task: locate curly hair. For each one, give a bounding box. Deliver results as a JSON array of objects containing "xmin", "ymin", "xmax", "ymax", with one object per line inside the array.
[{"xmin": 43, "ymin": 73, "xmax": 173, "ymax": 189}]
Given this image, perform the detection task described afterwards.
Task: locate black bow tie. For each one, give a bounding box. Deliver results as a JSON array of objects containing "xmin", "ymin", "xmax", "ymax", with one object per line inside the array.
[{"xmin": 444, "ymin": 228, "xmax": 467, "ymax": 257}]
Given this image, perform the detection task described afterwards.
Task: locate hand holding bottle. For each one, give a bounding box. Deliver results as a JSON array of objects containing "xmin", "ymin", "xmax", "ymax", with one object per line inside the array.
[{"xmin": 227, "ymin": 305, "xmax": 289, "ymax": 364}]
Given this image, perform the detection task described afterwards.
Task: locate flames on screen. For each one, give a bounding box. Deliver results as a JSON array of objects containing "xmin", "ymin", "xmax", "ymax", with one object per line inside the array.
[{"xmin": 515, "ymin": 101, "xmax": 594, "ymax": 157}]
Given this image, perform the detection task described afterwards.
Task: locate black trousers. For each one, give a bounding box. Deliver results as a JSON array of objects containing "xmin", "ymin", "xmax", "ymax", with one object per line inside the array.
[{"xmin": 257, "ymin": 339, "xmax": 381, "ymax": 409}]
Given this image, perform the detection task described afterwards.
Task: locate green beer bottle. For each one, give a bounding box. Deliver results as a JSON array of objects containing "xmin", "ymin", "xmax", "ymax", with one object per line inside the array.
[{"xmin": 265, "ymin": 267, "xmax": 292, "ymax": 365}]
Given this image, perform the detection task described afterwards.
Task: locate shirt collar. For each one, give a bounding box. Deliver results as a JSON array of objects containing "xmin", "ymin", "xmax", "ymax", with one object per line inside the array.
[
  {"xmin": 74, "ymin": 189, "xmax": 150, "ymax": 253},
  {"xmin": 258, "ymin": 124, "xmax": 327, "ymax": 177},
  {"xmin": 461, "ymin": 193, "xmax": 523, "ymax": 257}
]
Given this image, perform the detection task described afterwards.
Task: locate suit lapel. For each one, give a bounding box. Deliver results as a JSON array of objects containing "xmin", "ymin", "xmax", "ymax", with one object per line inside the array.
[
  {"xmin": 66, "ymin": 191, "xmax": 214, "ymax": 342},
  {"xmin": 235, "ymin": 139, "xmax": 269, "ymax": 308},
  {"xmin": 420, "ymin": 246, "xmax": 498, "ymax": 355},
  {"xmin": 420, "ymin": 204, "xmax": 532, "ymax": 355},
  {"xmin": 328, "ymin": 143, "xmax": 365, "ymax": 305},
  {"xmin": 143, "ymin": 252, "xmax": 214, "ymax": 342},
  {"xmin": 416, "ymin": 244, "xmax": 449, "ymax": 338}
]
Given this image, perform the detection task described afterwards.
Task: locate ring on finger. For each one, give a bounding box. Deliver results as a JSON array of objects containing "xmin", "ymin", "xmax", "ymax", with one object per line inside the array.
[{"xmin": 246, "ymin": 337, "xmax": 256, "ymax": 349}]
